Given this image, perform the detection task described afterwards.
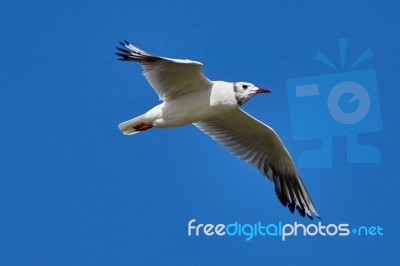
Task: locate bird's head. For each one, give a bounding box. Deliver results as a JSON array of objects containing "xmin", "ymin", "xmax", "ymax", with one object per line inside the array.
[{"xmin": 233, "ymin": 82, "xmax": 271, "ymax": 106}]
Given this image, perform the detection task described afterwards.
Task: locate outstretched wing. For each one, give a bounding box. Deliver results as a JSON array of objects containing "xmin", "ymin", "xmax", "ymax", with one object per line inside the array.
[
  {"xmin": 194, "ymin": 108, "xmax": 320, "ymax": 219},
  {"xmin": 116, "ymin": 41, "xmax": 213, "ymax": 101}
]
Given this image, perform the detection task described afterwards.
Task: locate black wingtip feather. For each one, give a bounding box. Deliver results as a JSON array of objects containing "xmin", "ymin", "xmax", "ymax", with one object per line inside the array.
[
  {"xmin": 116, "ymin": 41, "xmax": 134, "ymax": 61},
  {"xmin": 115, "ymin": 40, "xmax": 161, "ymax": 62},
  {"xmin": 116, "ymin": 47, "xmax": 131, "ymax": 54},
  {"xmin": 276, "ymin": 193, "xmax": 287, "ymax": 207},
  {"xmin": 270, "ymin": 165, "xmax": 319, "ymax": 220},
  {"xmin": 115, "ymin": 52, "xmax": 126, "ymax": 57},
  {"xmin": 116, "ymin": 52, "xmax": 131, "ymax": 61},
  {"xmin": 288, "ymin": 203, "xmax": 295, "ymax": 213},
  {"xmin": 296, "ymin": 205, "xmax": 306, "ymax": 217}
]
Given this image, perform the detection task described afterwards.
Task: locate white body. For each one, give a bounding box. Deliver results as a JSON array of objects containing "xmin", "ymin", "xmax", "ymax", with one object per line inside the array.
[{"xmin": 141, "ymin": 81, "xmax": 236, "ymax": 128}]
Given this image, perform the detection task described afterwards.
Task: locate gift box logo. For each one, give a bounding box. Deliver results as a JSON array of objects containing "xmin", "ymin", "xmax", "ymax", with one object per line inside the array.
[{"xmin": 286, "ymin": 39, "xmax": 382, "ymax": 168}]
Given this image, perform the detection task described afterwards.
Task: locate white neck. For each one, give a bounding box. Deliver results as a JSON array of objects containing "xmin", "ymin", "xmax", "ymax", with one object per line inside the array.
[{"xmin": 210, "ymin": 81, "xmax": 237, "ymax": 107}]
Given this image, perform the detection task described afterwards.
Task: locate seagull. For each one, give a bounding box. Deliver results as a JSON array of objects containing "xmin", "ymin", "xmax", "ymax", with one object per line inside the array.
[{"xmin": 116, "ymin": 41, "xmax": 320, "ymax": 219}]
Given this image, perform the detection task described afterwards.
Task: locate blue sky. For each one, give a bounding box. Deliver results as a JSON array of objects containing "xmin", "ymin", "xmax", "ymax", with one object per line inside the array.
[{"xmin": 1, "ymin": 0, "xmax": 399, "ymax": 265}]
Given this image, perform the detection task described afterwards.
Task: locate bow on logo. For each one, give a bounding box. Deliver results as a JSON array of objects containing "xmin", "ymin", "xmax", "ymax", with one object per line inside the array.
[{"xmin": 286, "ymin": 39, "xmax": 382, "ymax": 168}]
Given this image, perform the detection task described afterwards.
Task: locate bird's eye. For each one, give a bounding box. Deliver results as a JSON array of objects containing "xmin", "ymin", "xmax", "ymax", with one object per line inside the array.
[{"xmin": 242, "ymin": 84, "xmax": 248, "ymax": 89}]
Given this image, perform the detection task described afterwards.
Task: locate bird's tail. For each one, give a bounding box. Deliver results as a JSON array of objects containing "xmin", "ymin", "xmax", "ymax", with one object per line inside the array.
[{"xmin": 118, "ymin": 114, "xmax": 150, "ymax": 135}]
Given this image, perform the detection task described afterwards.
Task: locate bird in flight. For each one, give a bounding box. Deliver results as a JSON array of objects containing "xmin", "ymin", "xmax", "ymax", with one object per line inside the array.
[{"xmin": 116, "ymin": 41, "xmax": 320, "ymax": 219}]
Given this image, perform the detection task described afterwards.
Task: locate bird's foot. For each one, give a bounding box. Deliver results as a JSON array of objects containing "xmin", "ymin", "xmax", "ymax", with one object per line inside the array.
[{"xmin": 133, "ymin": 123, "xmax": 153, "ymax": 131}]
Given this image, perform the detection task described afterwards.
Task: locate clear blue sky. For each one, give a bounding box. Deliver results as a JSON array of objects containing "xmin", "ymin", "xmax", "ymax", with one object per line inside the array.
[{"xmin": 1, "ymin": 0, "xmax": 398, "ymax": 265}]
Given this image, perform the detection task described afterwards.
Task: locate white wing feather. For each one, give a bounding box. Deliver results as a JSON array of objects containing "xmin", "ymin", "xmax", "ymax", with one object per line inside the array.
[
  {"xmin": 116, "ymin": 41, "xmax": 213, "ymax": 101},
  {"xmin": 194, "ymin": 109, "xmax": 320, "ymax": 219}
]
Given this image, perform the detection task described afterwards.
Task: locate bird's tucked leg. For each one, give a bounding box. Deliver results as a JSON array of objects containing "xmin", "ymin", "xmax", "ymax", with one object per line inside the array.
[{"xmin": 133, "ymin": 123, "xmax": 153, "ymax": 131}]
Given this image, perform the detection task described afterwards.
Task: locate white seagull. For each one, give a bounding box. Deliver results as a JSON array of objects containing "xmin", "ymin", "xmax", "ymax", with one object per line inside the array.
[{"xmin": 116, "ymin": 41, "xmax": 320, "ymax": 219}]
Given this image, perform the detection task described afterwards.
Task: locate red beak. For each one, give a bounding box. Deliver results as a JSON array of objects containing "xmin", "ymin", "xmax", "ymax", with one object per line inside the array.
[{"xmin": 255, "ymin": 88, "xmax": 271, "ymax": 94}]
